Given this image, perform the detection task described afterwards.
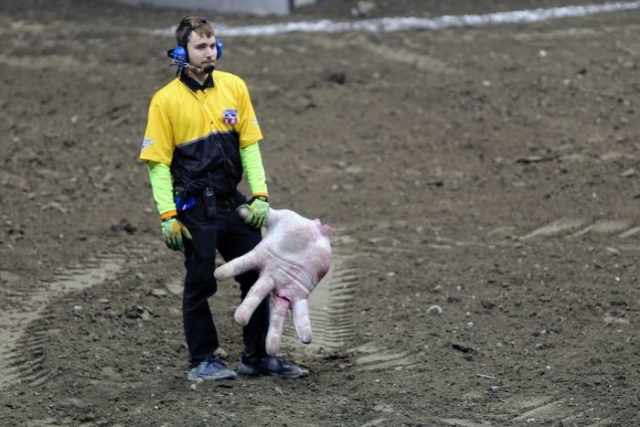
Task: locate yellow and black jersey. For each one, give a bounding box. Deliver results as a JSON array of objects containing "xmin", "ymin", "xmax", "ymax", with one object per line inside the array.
[{"xmin": 140, "ymin": 70, "xmax": 263, "ymax": 195}]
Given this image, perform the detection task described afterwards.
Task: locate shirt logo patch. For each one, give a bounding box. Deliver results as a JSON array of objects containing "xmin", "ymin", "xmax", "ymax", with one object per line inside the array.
[
  {"xmin": 223, "ymin": 109, "xmax": 238, "ymax": 125},
  {"xmin": 141, "ymin": 138, "xmax": 153, "ymax": 150}
]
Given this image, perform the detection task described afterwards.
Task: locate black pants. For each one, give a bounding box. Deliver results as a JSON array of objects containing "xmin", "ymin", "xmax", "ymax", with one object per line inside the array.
[{"xmin": 179, "ymin": 190, "xmax": 269, "ymax": 367}]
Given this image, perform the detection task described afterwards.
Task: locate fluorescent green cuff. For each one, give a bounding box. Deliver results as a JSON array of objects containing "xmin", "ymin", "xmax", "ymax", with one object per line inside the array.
[
  {"xmin": 240, "ymin": 142, "xmax": 268, "ymax": 196},
  {"xmin": 148, "ymin": 161, "xmax": 176, "ymax": 218}
]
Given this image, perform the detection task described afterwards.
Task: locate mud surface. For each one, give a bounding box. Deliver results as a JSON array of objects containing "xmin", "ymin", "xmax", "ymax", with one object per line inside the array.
[{"xmin": 1, "ymin": 0, "xmax": 640, "ymax": 426}]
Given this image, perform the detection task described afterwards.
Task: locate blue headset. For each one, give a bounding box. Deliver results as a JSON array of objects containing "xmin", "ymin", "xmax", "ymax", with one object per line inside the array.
[{"xmin": 167, "ymin": 19, "xmax": 223, "ymax": 67}]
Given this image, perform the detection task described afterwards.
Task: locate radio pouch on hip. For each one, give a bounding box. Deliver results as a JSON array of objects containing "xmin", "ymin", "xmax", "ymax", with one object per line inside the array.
[{"xmin": 203, "ymin": 187, "xmax": 217, "ymax": 219}]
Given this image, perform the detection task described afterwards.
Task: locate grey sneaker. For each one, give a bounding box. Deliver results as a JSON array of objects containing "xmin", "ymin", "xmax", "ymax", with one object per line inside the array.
[
  {"xmin": 188, "ymin": 355, "xmax": 237, "ymax": 381},
  {"xmin": 238, "ymin": 356, "xmax": 305, "ymax": 379}
]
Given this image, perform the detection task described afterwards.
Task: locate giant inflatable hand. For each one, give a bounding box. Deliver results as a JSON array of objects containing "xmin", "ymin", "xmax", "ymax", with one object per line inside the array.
[{"xmin": 214, "ymin": 208, "xmax": 333, "ymax": 356}]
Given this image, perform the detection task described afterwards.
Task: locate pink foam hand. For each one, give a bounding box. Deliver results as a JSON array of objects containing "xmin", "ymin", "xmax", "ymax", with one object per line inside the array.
[{"xmin": 214, "ymin": 208, "xmax": 332, "ymax": 355}]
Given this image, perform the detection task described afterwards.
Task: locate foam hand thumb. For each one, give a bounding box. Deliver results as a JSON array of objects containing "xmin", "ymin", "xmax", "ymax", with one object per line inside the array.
[{"xmin": 240, "ymin": 196, "xmax": 269, "ymax": 228}]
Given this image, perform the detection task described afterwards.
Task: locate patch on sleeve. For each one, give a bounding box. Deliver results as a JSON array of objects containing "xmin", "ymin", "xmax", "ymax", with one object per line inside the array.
[
  {"xmin": 253, "ymin": 118, "xmax": 259, "ymax": 125},
  {"xmin": 141, "ymin": 138, "xmax": 153, "ymax": 150},
  {"xmin": 223, "ymin": 109, "xmax": 238, "ymax": 125}
]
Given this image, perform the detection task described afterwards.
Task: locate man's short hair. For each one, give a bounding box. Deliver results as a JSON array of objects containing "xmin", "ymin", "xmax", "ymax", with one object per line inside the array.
[{"xmin": 176, "ymin": 16, "xmax": 214, "ymax": 46}]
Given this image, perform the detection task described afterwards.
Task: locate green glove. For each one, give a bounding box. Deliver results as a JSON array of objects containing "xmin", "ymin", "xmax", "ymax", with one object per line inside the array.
[
  {"xmin": 161, "ymin": 217, "xmax": 192, "ymax": 251},
  {"xmin": 241, "ymin": 196, "xmax": 269, "ymax": 228}
]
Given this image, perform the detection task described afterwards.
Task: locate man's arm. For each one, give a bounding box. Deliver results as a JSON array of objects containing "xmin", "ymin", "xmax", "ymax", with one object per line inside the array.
[
  {"xmin": 240, "ymin": 142, "xmax": 269, "ymax": 228},
  {"xmin": 148, "ymin": 161, "xmax": 192, "ymax": 251},
  {"xmin": 240, "ymin": 141, "xmax": 268, "ymax": 198},
  {"xmin": 148, "ymin": 161, "xmax": 177, "ymax": 220}
]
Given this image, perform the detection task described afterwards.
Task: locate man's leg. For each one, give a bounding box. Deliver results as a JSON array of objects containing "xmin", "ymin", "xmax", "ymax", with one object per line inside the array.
[
  {"xmin": 180, "ymin": 204, "xmax": 237, "ymax": 381},
  {"xmin": 180, "ymin": 205, "xmax": 219, "ymax": 366}
]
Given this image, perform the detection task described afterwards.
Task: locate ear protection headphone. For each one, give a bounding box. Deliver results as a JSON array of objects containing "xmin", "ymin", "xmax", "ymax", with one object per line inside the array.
[{"xmin": 167, "ymin": 18, "xmax": 223, "ymax": 69}]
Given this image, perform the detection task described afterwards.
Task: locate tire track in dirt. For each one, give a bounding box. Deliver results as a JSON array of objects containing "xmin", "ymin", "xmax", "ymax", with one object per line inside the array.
[
  {"xmin": 307, "ymin": 34, "xmax": 460, "ymax": 75},
  {"xmin": 282, "ymin": 228, "xmax": 357, "ymax": 354},
  {"xmin": 0, "ymin": 243, "xmax": 153, "ymax": 391},
  {"xmin": 497, "ymin": 395, "xmax": 622, "ymax": 427},
  {"xmin": 430, "ymin": 395, "xmax": 626, "ymax": 426},
  {"xmin": 519, "ymin": 217, "xmax": 640, "ymax": 248}
]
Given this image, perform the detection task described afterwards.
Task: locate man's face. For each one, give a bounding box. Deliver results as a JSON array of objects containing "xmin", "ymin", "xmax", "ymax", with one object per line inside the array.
[{"xmin": 187, "ymin": 31, "xmax": 217, "ymax": 71}]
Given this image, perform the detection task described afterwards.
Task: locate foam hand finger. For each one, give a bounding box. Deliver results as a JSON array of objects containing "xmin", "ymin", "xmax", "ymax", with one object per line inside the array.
[
  {"xmin": 291, "ymin": 299, "xmax": 312, "ymax": 344},
  {"xmin": 214, "ymin": 249, "xmax": 263, "ymax": 281},
  {"xmin": 266, "ymin": 295, "xmax": 290, "ymax": 356},
  {"xmin": 234, "ymin": 275, "xmax": 276, "ymax": 326}
]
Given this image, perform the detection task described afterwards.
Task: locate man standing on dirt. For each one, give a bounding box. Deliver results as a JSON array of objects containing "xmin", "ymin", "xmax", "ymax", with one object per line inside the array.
[{"xmin": 139, "ymin": 16, "xmax": 303, "ymax": 381}]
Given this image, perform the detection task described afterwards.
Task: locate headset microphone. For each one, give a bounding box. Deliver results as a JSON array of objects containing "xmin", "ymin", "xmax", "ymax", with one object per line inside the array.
[
  {"xmin": 168, "ymin": 57, "xmax": 210, "ymax": 73},
  {"xmin": 167, "ymin": 39, "xmax": 223, "ymax": 74},
  {"xmin": 201, "ymin": 63, "xmax": 216, "ymax": 73}
]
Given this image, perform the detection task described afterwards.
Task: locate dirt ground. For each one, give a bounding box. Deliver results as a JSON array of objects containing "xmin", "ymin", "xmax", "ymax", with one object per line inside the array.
[{"xmin": 1, "ymin": 0, "xmax": 640, "ymax": 425}]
